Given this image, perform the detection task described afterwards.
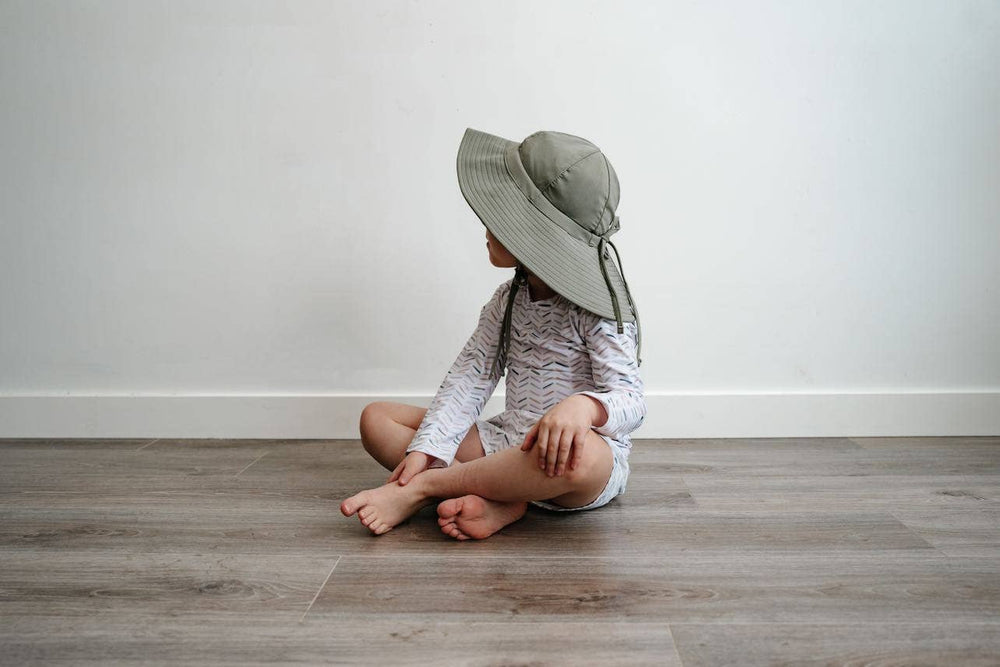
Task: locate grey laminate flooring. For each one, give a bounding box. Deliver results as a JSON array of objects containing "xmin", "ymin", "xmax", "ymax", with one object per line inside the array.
[{"xmin": 1, "ymin": 437, "xmax": 998, "ymax": 665}]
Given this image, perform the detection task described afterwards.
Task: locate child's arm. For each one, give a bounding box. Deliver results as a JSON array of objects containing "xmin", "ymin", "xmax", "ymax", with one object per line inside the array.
[
  {"xmin": 519, "ymin": 311, "xmax": 646, "ymax": 477},
  {"xmin": 403, "ymin": 281, "xmax": 510, "ymax": 469},
  {"xmin": 572, "ymin": 312, "xmax": 647, "ymax": 443}
]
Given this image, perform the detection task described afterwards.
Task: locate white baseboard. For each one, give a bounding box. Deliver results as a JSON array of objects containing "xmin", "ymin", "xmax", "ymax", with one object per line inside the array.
[{"xmin": 0, "ymin": 392, "xmax": 997, "ymax": 439}]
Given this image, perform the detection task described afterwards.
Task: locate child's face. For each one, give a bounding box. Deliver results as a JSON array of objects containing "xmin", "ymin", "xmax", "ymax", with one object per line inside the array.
[{"xmin": 485, "ymin": 229, "xmax": 517, "ymax": 268}]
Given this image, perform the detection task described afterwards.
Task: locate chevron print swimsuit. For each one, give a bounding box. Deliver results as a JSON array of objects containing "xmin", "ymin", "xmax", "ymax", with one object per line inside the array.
[{"xmin": 406, "ymin": 277, "xmax": 646, "ymax": 511}]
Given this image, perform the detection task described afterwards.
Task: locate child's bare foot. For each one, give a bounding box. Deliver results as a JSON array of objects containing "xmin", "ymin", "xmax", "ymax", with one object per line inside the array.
[
  {"xmin": 340, "ymin": 481, "xmax": 431, "ymax": 535},
  {"xmin": 436, "ymin": 495, "xmax": 527, "ymax": 540}
]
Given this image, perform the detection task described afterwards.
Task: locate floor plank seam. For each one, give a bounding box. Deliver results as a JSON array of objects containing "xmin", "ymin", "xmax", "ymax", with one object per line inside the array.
[
  {"xmin": 677, "ymin": 474, "xmax": 698, "ymax": 507},
  {"xmin": 299, "ymin": 556, "xmax": 341, "ymax": 623},
  {"xmin": 887, "ymin": 509, "xmax": 955, "ymax": 555},
  {"xmin": 234, "ymin": 451, "xmax": 271, "ymax": 478},
  {"xmin": 134, "ymin": 439, "xmax": 159, "ymax": 451},
  {"xmin": 665, "ymin": 623, "xmax": 685, "ymax": 666}
]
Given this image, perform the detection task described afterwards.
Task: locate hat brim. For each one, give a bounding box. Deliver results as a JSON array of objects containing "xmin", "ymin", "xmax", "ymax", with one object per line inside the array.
[{"xmin": 456, "ymin": 127, "xmax": 635, "ymax": 323}]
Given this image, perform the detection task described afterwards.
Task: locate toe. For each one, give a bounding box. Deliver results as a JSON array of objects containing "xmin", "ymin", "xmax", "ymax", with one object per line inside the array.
[
  {"xmin": 437, "ymin": 497, "xmax": 463, "ymax": 520},
  {"xmin": 340, "ymin": 492, "xmax": 367, "ymax": 517}
]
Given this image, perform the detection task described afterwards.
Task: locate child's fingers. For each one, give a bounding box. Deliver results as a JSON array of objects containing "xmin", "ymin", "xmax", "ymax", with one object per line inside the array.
[
  {"xmin": 545, "ymin": 430, "xmax": 564, "ymax": 476},
  {"xmin": 520, "ymin": 423, "xmax": 539, "ymax": 451},
  {"xmin": 399, "ymin": 458, "xmax": 422, "ymax": 485},
  {"xmin": 555, "ymin": 439, "xmax": 573, "ymax": 476},
  {"xmin": 536, "ymin": 424, "xmax": 550, "ymax": 469},
  {"xmin": 552, "ymin": 429, "xmax": 574, "ymax": 476},
  {"xmin": 387, "ymin": 460, "xmax": 404, "ymax": 483},
  {"xmin": 570, "ymin": 435, "xmax": 586, "ymax": 471}
]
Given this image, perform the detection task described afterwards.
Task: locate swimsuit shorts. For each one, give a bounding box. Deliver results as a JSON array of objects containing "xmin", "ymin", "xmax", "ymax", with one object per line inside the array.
[{"xmin": 476, "ymin": 417, "xmax": 630, "ymax": 512}]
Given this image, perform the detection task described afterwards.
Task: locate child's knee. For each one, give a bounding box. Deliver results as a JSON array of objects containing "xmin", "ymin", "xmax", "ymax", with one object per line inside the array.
[
  {"xmin": 359, "ymin": 401, "xmax": 388, "ymax": 450},
  {"xmin": 563, "ymin": 431, "xmax": 613, "ymax": 487},
  {"xmin": 455, "ymin": 423, "xmax": 487, "ymax": 462}
]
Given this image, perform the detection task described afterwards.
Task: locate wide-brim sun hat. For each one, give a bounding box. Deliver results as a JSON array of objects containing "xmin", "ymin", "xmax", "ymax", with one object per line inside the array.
[{"xmin": 456, "ymin": 127, "xmax": 642, "ymax": 376}]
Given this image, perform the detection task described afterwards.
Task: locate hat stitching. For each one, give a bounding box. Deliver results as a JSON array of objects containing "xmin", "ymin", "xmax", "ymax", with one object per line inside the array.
[
  {"xmin": 594, "ymin": 154, "xmax": 613, "ymax": 234},
  {"xmin": 460, "ymin": 128, "xmax": 636, "ymax": 322},
  {"xmin": 504, "ymin": 142, "xmax": 600, "ymax": 247},
  {"xmin": 538, "ymin": 149, "xmax": 602, "ymax": 200}
]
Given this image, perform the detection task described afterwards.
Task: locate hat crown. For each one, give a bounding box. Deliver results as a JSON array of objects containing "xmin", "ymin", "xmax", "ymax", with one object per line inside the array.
[{"xmin": 518, "ymin": 131, "xmax": 620, "ymax": 238}]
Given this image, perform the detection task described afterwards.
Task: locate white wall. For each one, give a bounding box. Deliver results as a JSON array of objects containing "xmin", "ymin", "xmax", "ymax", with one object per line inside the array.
[{"xmin": 1, "ymin": 0, "xmax": 998, "ymax": 437}]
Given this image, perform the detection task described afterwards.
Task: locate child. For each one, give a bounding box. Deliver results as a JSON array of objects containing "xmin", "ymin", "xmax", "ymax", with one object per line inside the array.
[{"xmin": 341, "ymin": 127, "xmax": 645, "ymax": 539}]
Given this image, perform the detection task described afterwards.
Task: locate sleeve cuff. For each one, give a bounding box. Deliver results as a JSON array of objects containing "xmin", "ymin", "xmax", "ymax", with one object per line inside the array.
[
  {"xmin": 406, "ymin": 442, "xmax": 454, "ymax": 468},
  {"xmin": 575, "ymin": 391, "xmax": 622, "ymax": 438}
]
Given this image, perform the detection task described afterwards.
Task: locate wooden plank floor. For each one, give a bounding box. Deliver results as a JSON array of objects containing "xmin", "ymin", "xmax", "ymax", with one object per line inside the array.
[{"xmin": 1, "ymin": 436, "xmax": 998, "ymax": 665}]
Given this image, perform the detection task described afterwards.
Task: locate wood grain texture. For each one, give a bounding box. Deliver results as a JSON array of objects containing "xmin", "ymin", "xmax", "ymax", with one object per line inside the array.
[
  {"xmin": 308, "ymin": 553, "xmax": 1000, "ymax": 624},
  {"xmin": 669, "ymin": 623, "xmax": 1000, "ymax": 667},
  {"xmin": 1, "ymin": 436, "xmax": 998, "ymax": 665}
]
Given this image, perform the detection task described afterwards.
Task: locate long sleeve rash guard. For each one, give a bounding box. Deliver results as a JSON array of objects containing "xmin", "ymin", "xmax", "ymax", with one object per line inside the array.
[{"xmin": 406, "ymin": 278, "xmax": 646, "ymax": 466}]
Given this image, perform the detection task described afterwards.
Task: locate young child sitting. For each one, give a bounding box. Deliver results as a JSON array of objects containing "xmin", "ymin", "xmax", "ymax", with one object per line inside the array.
[{"xmin": 341, "ymin": 127, "xmax": 645, "ymax": 540}]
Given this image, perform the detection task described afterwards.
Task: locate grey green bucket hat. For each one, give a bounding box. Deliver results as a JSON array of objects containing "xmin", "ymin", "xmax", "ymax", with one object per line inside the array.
[{"xmin": 456, "ymin": 127, "xmax": 642, "ymax": 377}]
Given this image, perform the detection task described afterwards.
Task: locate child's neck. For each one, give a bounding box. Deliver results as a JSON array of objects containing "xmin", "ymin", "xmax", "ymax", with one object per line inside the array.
[{"xmin": 524, "ymin": 273, "xmax": 557, "ymax": 301}]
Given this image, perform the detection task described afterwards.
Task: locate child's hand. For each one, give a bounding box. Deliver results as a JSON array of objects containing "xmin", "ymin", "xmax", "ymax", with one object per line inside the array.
[
  {"xmin": 519, "ymin": 395, "xmax": 604, "ymax": 477},
  {"xmin": 388, "ymin": 451, "xmax": 432, "ymax": 485}
]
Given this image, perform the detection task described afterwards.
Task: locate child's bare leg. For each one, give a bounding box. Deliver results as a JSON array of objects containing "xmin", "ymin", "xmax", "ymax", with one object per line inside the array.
[
  {"xmin": 341, "ymin": 429, "xmax": 613, "ymax": 536},
  {"xmin": 358, "ymin": 401, "xmax": 485, "ymax": 471},
  {"xmin": 355, "ymin": 401, "xmax": 526, "ymax": 537}
]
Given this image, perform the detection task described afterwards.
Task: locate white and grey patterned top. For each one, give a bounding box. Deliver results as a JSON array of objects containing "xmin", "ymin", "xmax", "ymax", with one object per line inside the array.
[{"xmin": 406, "ymin": 277, "xmax": 646, "ymax": 466}]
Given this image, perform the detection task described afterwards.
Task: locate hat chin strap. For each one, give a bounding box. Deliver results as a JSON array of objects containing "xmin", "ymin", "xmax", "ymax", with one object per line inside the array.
[
  {"xmin": 491, "ymin": 265, "xmax": 528, "ymax": 379},
  {"xmin": 598, "ymin": 234, "xmax": 642, "ymax": 368},
  {"xmin": 491, "ymin": 242, "xmax": 642, "ymax": 380}
]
